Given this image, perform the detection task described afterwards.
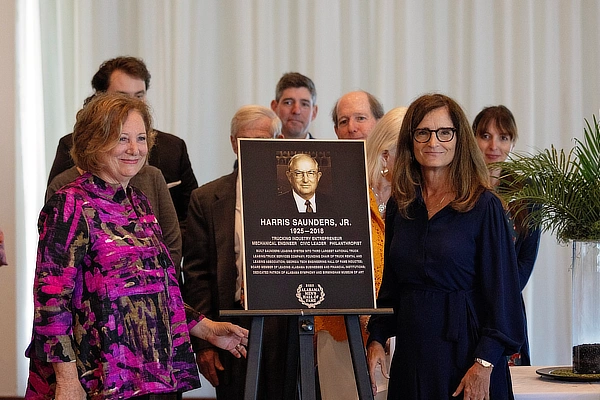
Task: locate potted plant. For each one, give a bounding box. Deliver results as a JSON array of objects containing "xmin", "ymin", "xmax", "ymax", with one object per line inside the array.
[{"xmin": 496, "ymin": 115, "xmax": 600, "ymax": 376}]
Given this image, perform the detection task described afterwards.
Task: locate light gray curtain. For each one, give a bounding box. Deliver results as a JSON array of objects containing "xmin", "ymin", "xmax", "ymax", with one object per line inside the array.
[{"xmin": 16, "ymin": 0, "xmax": 600, "ymax": 395}]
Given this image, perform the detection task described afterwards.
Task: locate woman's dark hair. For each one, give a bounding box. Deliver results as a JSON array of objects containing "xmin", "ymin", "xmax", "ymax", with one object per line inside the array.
[
  {"xmin": 91, "ymin": 56, "xmax": 151, "ymax": 92},
  {"xmin": 472, "ymin": 105, "xmax": 518, "ymax": 142}
]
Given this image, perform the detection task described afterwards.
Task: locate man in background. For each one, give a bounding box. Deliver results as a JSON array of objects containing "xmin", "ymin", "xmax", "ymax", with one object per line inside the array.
[
  {"xmin": 271, "ymin": 72, "xmax": 318, "ymax": 139},
  {"xmin": 183, "ymin": 105, "xmax": 288, "ymax": 399},
  {"xmin": 331, "ymin": 90, "xmax": 384, "ymax": 140},
  {"xmin": 47, "ymin": 56, "xmax": 198, "ymax": 233}
]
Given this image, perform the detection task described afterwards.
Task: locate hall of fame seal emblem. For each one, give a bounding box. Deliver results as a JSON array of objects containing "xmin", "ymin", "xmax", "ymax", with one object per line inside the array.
[{"xmin": 296, "ymin": 283, "xmax": 325, "ymax": 308}]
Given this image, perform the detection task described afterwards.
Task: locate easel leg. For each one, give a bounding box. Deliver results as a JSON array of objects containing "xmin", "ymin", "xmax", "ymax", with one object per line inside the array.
[
  {"xmin": 244, "ymin": 316, "xmax": 264, "ymax": 400},
  {"xmin": 298, "ymin": 315, "xmax": 316, "ymax": 400},
  {"xmin": 345, "ymin": 315, "xmax": 374, "ymax": 400},
  {"xmin": 283, "ymin": 316, "xmax": 300, "ymax": 399}
]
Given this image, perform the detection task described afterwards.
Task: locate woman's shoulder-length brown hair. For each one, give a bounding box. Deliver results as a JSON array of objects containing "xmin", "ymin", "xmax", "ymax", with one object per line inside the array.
[
  {"xmin": 392, "ymin": 93, "xmax": 491, "ymax": 217},
  {"xmin": 70, "ymin": 92, "xmax": 155, "ymax": 175}
]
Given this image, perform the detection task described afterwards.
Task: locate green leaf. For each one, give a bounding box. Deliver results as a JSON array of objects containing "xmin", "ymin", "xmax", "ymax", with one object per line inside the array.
[{"xmin": 496, "ymin": 115, "xmax": 600, "ymax": 243}]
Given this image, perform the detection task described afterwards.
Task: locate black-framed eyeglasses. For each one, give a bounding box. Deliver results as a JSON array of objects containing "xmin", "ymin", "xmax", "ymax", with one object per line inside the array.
[{"xmin": 413, "ymin": 127, "xmax": 456, "ymax": 143}]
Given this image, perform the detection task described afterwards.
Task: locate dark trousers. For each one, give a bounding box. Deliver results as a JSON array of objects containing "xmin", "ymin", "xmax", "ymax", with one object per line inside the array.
[{"xmin": 215, "ymin": 315, "xmax": 290, "ymax": 400}]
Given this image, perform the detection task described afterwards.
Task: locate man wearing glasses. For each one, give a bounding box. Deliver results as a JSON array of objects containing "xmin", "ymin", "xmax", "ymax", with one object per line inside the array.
[
  {"xmin": 279, "ymin": 153, "xmax": 333, "ymax": 214},
  {"xmin": 183, "ymin": 105, "xmax": 288, "ymax": 399}
]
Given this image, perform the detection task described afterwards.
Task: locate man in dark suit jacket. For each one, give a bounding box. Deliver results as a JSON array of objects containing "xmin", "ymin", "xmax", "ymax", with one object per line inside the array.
[
  {"xmin": 277, "ymin": 188, "xmax": 335, "ymax": 216},
  {"xmin": 277, "ymin": 153, "xmax": 334, "ymax": 215},
  {"xmin": 46, "ymin": 57, "xmax": 198, "ymax": 230},
  {"xmin": 183, "ymin": 105, "xmax": 288, "ymax": 399}
]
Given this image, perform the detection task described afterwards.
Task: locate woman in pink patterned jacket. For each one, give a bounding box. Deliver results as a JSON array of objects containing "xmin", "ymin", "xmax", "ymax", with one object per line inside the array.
[{"xmin": 25, "ymin": 93, "xmax": 248, "ymax": 400}]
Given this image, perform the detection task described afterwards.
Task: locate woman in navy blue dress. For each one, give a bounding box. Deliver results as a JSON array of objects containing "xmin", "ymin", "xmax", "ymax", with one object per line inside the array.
[{"xmin": 366, "ymin": 94, "xmax": 525, "ymax": 400}]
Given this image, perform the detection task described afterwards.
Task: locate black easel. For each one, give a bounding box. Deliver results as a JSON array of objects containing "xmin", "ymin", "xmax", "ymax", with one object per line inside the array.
[{"xmin": 221, "ymin": 308, "xmax": 393, "ymax": 400}]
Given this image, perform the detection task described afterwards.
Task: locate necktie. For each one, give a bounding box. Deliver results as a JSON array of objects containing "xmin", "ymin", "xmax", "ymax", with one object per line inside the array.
[{"xmin": 305, "ymin": 200, "xmax": 314, "ymax": 213}]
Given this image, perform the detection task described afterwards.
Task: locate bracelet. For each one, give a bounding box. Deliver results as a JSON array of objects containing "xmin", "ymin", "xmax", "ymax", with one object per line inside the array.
[{"xmin": 475, "ymin": 358, "xmax": 494, "ymax": 368}]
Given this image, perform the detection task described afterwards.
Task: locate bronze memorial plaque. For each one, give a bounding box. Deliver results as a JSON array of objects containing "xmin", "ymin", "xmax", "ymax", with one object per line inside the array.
[{"xmin": 238, "ymin": 138, "xmax": 375, "ymax": 310}]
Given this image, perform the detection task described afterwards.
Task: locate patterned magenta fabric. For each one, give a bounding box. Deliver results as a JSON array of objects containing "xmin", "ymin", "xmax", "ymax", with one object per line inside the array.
[
  {"xmin": 25, "ymin": 173, "xmax": 200, "ymax": 400},
  {"xmin": 0, "ymin": 226, "xmax": 6, "ymax": 266}
]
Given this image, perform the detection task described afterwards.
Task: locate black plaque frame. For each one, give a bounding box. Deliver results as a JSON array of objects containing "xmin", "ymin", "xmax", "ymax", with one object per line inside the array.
[{"xmin": 238, "ymin": 139, "xmax": 376, "ymax": 311}]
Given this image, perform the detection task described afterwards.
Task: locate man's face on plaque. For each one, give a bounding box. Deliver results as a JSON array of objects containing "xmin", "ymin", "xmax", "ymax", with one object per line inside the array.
[{"xmin": 286, "ymin": 155, "xmax": 322, "ymax": 200}]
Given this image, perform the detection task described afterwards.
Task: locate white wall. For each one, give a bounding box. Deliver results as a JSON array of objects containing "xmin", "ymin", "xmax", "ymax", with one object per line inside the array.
[{"xmin": 0, "ymin": 0, "xmax": 18, "ymax": 396}]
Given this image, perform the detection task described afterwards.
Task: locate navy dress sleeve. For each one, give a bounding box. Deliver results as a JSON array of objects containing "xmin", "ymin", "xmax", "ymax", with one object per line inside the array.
[{"xmin": 472, "ymin": 192, "xmax": 525, "ymax": 363}]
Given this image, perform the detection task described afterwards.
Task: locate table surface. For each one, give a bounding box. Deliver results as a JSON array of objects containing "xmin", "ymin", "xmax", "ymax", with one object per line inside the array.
[{"xmin": 512, "ymin": 366, "xmax": 600, "ymax": 399}]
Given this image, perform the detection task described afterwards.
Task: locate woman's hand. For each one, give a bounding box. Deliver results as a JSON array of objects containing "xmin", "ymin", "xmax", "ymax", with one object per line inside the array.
[
  {"xmin": 366, "ymin": 341, "xmax": 390, "ymax": 396},
  {"xmin": 53, "ymin": 362, "xmax": 86, "ymax": 400},
  {"xmin": 452, "ymin": 362, "xmax": 492, "ymax": 400},
  {"xmin": 190, "ymin": 318, "xmax": 249, "ymax": 358},
  {"xmin": 55, "ymin": 379, "xmax": 86, "ymax": 400}
]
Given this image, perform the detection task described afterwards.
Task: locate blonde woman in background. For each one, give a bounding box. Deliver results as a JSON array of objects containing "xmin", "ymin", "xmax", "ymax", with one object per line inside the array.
[
  {"xmin": 366, "ymin": 107, "xmax": 409, "ymax": 277},
  {"xmin": 316, "ymin": 107, "xmax": 407, "ymax": 400}
]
